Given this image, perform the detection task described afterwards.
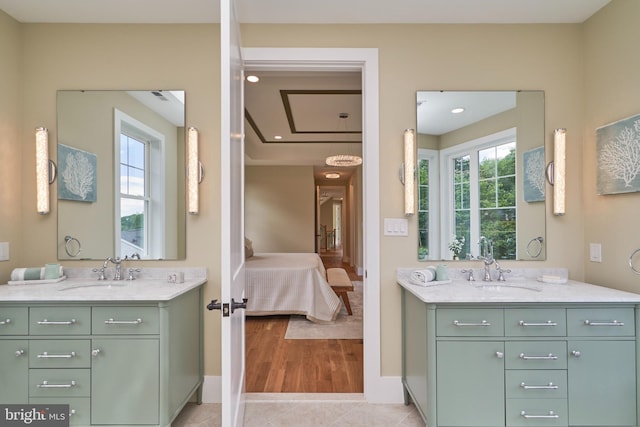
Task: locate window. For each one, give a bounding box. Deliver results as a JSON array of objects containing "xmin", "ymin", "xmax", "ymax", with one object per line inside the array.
[
  {"xmin": 417, "ymin": 149, "xmax": 439, "ymax": 260},
  {"xmin": 442, "ymin": 128, "xmax": 517, "ymax": 260},
  {"xmin": 119, "ymin": 133, "xmax": 148, "ymax": 254}
]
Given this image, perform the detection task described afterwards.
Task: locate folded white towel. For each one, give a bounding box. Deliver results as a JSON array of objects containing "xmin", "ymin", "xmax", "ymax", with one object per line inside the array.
[
  {"xmin": 410, "ymin": 267, "xmax": 437, "ymax": 285},
  {"xmin": 11, "ymin": 266, "xmax": 64, "ymax": 281}
]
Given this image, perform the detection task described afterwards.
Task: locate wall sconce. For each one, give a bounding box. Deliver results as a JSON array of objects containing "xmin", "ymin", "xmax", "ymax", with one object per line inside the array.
[
  {"xmin": 400, "ymin": 128, "xmax": 416, "ymax": 216},
  {"xmin": 187, "ymin": 126, "xmax": 204, "ymax": 215},
  {"xmin": 546, "ymin": 128, "xmax": 566, "ymax": 216},
  {"xmin": 35, "ymin": 127, "xmax": 56, "ymax": 215}
]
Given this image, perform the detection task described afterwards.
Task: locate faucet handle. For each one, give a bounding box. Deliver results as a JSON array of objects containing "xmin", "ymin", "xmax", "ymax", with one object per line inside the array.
[
  {"xmin": 127, "ymin": 268, "xmax": 142, "ymax": 281},
  {"xmin": 497, "ymin": 267, "xmax": 512, "ymax": 282},
  {"xmin": 92, "ymin": 267, "xmax": 107, "ymax": 281},
  {"xmin": 461, "ymin": 269, "xmax": 475, "ymax": 281}
]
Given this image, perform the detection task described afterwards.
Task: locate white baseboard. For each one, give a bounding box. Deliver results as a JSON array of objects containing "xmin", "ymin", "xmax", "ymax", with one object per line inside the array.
[{"xmin": 202, "ymin": 375, "xmax": 404, "ymax": 404}]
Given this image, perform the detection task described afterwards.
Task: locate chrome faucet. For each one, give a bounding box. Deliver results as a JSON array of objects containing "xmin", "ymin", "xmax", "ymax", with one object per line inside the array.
[
  {"xmin": 478, "ymin": 236, "xmax": 495, "ymax": 281},
  {"xmin": 495, "ymin": 262, "xmax": 512, "ymax": 282},
  {"xmin": 108, "ymin": 257, "xmax": 124, "ymax": 280}
]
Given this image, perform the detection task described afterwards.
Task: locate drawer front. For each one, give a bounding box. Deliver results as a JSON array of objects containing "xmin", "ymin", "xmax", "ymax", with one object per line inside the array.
[
  {"xmin": 506, "ymin": 370, "xmax": 567, "ymax": 399},
  {"xmin": 0, "ymin": 307, "xmax": 28, "ymax": 335},
  {"xmin": 29, "ymin": 307, "xmax": 91, "ymax": 335},
  {"xmin": 506, "ymin": 341, "xmax": 567, "ymax": 369},
  {"xmin": 29, "ymin": 368, "xmax": 90, "ymax": 397},
  {"xmin": 92, "ymin": 306, "xmax": 159, "ymax": 335},
  {"xmin": 506, "ymin": 398, "xmax": 568, "ymax": 427},
  {"xmin": 567, "ymin": 307, "xmax": 635, "ymax": 336},
  {"xmin": 29, "ymin": 340, "xmax": 91, "ymax": 368},
  {"xmin": 30, "ymin": 397, "xmax": 90, "ymax": 426},
  {"xmin": 436, "ymin": 308, "xmax": 504, "ymax": 337},
  {"xmin": 505, "ymin": 308, "xmax": 566, "ymax": 337}
]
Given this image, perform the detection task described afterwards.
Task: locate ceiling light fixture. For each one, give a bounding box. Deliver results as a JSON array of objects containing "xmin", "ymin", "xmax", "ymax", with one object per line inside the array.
[
  {"xmin": 451, "ymin": 107, "xmax": 465, "ymax": 114},
  {"xmin": 325, "ymin": 172, "xmax": 340, "ymax": 179},
  {"xmin": 246, "ymin": 75, "xmax": 259, "ymax": 83},
  {"xmin": 274, "ymin": 135, "xmax": 283, "ymax": 140},
  {"xmin": 326, "ymin": 155, "xmax": 362, "ymax": 167}
]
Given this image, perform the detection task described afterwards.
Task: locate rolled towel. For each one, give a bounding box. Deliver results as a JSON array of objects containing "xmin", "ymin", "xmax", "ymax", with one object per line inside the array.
[
  {"xmin": 11, "ymin": 265, "xmax": 64, "ymax": 281},
  {"xmin": 410, "ymin": 267, "xmax": 437, "ymax": 285}
]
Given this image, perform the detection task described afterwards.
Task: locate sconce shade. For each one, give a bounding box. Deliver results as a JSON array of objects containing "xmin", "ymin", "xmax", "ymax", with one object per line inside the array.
[
  {"xmin": 187, "ymin": 126, "xmax": 199, "ymax": 215},
  {"xmin": 35, "ymin": 127, "xmax": 50, "ymax": 215},
  {"xmin": 403, "ymin": 128, "xmax": 416, "ymax": 216},
  {"xmin": 553, "ymin": 128, "xmax": 566, "ymax": 216}
]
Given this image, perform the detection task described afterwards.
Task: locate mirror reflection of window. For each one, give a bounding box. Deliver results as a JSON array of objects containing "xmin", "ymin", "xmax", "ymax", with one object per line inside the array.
[
  {"xmin": 418, "ymin": 149, "xmax": 439, "ymax": 260},
  {"xmin": 120, "ymin": 133, "xmax": 148, "ymax": 256}
]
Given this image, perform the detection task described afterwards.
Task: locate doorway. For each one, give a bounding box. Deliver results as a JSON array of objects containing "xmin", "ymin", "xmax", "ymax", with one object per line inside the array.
[{"xmin": 241, "ymin": 47, "xmax": 382, "ymax": 398}]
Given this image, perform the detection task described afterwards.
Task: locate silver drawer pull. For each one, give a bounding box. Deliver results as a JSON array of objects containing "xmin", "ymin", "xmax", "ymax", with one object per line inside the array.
[
  {"xmin": 0, "ymin": 318, "xmax": 11, "ymax": 325},
  {"xmin": 584, "ymin": 319, "xmax": 624, "ymax": 326},
  {"xmin": 520, "ymin": 410, "xmax": 559, "ymax": 419},
  {"xmin": 519, "ymin": 353, "xmax": 558, "ymax": 360},
  {"xmin": 69, "ymin": 409, "xmax": 76, "ymax": 417},
  {"xmin": 520, "ymin": 382, "xmax": 558, "ymax": 390},
  {"xmin": 104, "ymin": 318, "xmax": 143, "ymax": 325},
  {"xmin": 519, "ymin": 320, "xmax": 557, "ymax": 327},
  {"xmin": 453, "ymin": 320, "xmax": 491, "ymax": 327},
  {"xmin": 37, "ymin": 380, "xmax": 77, "ymax": 388},
  {"xmin": 37, "ymin": 319, "xmax": 77, "ymax": 325},
  {"xmin": 37, "ymin": 351, "xmax": 76, "ymax": 359},
  {"xmin": 15, "ymin": 350, "xmax": 25, "ymax": 357}
]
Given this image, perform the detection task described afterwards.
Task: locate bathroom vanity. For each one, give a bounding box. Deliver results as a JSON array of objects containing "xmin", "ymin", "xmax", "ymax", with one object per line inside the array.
[
  {"xmin": 0, "ymin": 270, "xmax": 205, "ymax": 426},
  {"xmin": 398, "ymin": 269, "xmax": 640, "ymax": 427}
]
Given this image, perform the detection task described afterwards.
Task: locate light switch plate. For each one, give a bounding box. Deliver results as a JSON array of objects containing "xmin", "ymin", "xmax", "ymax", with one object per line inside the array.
[
  {"xmin": 384, "ymin": 218, "xmax": 409, "ymax": 236},
  {"xmin": 0, "ymin": 242, "xmax": 9, "ymax": 261},
  {"xmin": 589, "ymin": 243, "xmax": 602, "ymax": 262}
]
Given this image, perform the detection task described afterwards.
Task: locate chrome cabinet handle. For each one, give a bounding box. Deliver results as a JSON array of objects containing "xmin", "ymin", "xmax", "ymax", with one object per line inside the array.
[
  {"xmin": 518, "ymin": 320, "xmax": 557, "ymax": 327},
  {"xmin": 571, "ymin": 350, "xmax": 581, "ymax": 358},
  {"xmin": 453, "ymin": 320, "xmax": 491, "ymax": 327},
  {"xmin": 584, "ymin": 319, "xmax": 624, "ymax": 326},
  {"xmin": 520, "ymin": 382, "xmax": 558, "ymax": 390},
  {"xmin": 104, "ymin": 318, "xmax": 143, "ymax": 325},
  {"xmin": 69, "ymin": 409, "xmax": 76, "ymax": 417},
  {"xmin": 519, "ymin": 353, "xmax": 558, "ymax": 360},
  {"xmin": 37, "ymin": 380, "xmax": 76, "ymax": 388},
  {"xmin": 0, "ymin": 318, "xmax": 11, "ymax": 325},
  {"xmin": 91, "ymin": 349, "xmax": 101, "ymax": 357},
  {"xmin": 37, "ymin": 319, "xmax": 77, "ymax": 325},
  {"xmin": 15, "ymin": 349, "xmax": 25, "ymax": 357},
  {"xmin": 37, "ymin": 351, "xmax": 76, "ymax": 359},
  {"xmin": 520, "ymin": 410, "xmax": 559, "ymax": 419},
  {"xmin": 495, "ymin": 351, "xmax": 504, "ymax": 359}
]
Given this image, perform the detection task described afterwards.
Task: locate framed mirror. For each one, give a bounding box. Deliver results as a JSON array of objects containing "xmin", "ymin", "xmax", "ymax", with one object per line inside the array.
[
  {"xmin": 416, "ymin": 90, "xmax": 546, "ymax": 261},
  {"xmin": 57, "ymin": 90, "xmax": 187, "ymax": 260}
]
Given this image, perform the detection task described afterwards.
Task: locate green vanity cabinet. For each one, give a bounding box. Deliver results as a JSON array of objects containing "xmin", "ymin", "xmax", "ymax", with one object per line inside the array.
[
  {"xmin": 0, "ymin": 339, "xmax": 28, "ymax": 403},
  {"xmin": 400, "ymin": 287, "xmax": 640, "ymax": 427}
]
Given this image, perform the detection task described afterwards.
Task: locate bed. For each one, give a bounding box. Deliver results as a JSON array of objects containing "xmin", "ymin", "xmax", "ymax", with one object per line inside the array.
[{"xmin": 244, "ymin": 252, "xmax": 341, "ymax": 323}]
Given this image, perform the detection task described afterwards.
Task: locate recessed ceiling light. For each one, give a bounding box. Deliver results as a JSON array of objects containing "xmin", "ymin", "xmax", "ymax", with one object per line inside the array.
[
  {"xmin": 325, "ymin": 172, "xmax": 340, "ymax": 179},
  {"xmin": 246, "ymin": 75, "xmax": 260, "ymax": 83},
  {"xmin": 274, "ymin": 135, "xmax": 282, "ymax": 140},
  {"xmin": 451, "ymin": 107, "xmax": 465, "ymax": 114}
]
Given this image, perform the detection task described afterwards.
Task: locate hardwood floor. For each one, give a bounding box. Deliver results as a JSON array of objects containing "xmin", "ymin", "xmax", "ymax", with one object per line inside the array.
[{"xmin": 244, "ymin": 250, "xmax": 364, "ymax": 393}]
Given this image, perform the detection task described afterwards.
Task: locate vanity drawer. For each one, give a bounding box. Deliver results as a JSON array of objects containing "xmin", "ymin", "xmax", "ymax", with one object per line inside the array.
[
  {"xmin": 30, "ymin": 397, "xmax": 90, "ymax": 426},
  {"xmin": 29, "ymin": 340, "xmax": 91, "ymax": 368},
  {"xmin": 436, "ymin": 308, "xmax": 503, "ymax": 336},
  {"xmin": 506, "ymin": 398, "xmax": 568, "ymax": 426},
  {"xmin": 29, "ymin": 368, "xmax": 90, "ymax": 398},
  {"xmin": 567, "ymin": 308, "xmax": 635, "ymax": 336},
  {"xmin": 505, "ymin": 308, "xmax": 566, "ymax": 337},
  {"xmin": 505, "ymin": 341, "xmax": 567, "ymax": 369},
  {"xmin": 92, "ymin": 306, "xmax": 159, "ymax": 335},
  {"xmin": 506, "ymin": 370, "xmax": 567, "ymax": 399},
  {"xmin": 0, "ymin": 307, "xmax": 28, "ymax": 335},
  {"xmin": 29, "ymin": 307, "xmax": 91, "ymax": 335}
]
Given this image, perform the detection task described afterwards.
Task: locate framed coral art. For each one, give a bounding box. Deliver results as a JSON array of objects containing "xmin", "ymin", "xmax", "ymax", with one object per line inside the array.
[
  {"xmin": 58, "ymin": 143, "xmax": 97, "ymax": 202},
  {"xmin": 522, "ymin": 146, "xmax": 546, "ymax": 202},
  {"xmin": 597, "ymin": 113, "xmax": 640, "ymax": 195}
]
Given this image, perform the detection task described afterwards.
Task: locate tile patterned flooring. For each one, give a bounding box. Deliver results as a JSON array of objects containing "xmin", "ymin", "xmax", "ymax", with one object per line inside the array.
[{"xmin": 172, "ymin": 394, "xmax": 425, "ymax": 426}]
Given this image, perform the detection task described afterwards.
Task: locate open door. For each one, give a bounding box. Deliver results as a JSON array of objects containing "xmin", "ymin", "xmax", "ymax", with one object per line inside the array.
[{"xmin": 221, "ymin": 0, "xmax": 246, "ymax": 424}]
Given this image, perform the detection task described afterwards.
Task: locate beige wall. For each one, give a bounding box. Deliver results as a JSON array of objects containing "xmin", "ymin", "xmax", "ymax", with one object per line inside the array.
[
  {"xmin": 3, "ymin": 0, "xmax": 638, "ymax": 380},
  {"xmin": 583, "ymin": 0, "xmax": 640, "ymax": 292},
  {"xmin": 245, "ymin": 165, "xmax": 315, "ymax": 252}
]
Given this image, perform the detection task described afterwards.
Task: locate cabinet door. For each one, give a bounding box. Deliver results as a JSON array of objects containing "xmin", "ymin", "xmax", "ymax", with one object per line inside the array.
[
  {"xmin": 91, "ymin": 338, "xmax": 159, "ymax": 425},
  {"xmin": 0, "ymin": 339, "xmax": 28, "ymax": 403},
  {"xmin": 437, "ymin": 341, "xmax": 505, "ymax": 426},
  {"xmin": 568, "ymin": 340, "xmax": 636, "ymax": 426}
]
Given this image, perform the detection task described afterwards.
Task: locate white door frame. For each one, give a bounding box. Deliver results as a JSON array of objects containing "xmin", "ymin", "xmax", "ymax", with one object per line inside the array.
[{"xmin": 242, "ymin": 47, "xmax": 401, "ymax": 403}]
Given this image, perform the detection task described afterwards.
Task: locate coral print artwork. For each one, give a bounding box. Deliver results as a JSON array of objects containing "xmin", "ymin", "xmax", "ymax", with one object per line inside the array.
[
  {"xmin": 58, "ymin": 143, "xmax": 97, "ymax": 202},
  {"xmin": 597, "ymin": 113, "xmax": 640, "ymax": 195}
]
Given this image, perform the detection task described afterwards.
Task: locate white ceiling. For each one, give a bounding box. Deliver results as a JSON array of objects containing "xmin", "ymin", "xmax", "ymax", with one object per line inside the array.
[{"xmin": 0, "ymin": 0, "xmax": 610, "ymax": 24}]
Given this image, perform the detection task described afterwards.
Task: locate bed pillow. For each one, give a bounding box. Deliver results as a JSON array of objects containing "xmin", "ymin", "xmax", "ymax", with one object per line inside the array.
[{"xmin": 245, "ymin": 238, "xmax": 254, "ymax": 258}]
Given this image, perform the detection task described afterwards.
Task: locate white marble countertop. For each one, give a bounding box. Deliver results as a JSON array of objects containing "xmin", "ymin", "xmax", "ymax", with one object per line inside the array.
[
  {"xmin": 397, "ymin": 267, "xmax": 640, "ymax": 304},
  {"xmin": 0, "ymin": 268, "xmax": 207, "ymax": 302}
]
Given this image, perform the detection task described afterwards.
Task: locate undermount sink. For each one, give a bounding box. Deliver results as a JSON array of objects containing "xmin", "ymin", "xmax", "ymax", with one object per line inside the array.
[
  {"xmin": 473, "ymin": 283, "xmax": 541, "ymax": 292},
  {"xmin": 59, "ymin": 282, "xmax": 128, "ymax": 291}
]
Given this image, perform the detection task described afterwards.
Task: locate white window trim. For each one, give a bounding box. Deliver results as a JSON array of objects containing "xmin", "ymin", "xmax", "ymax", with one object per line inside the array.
[
  {"xmin": 418, "ymin": 148, "xmax": 440, "ymax": 260},
  {"xmin": 439, "ymin": 127, "xmax": 516, "ymax": 258}
]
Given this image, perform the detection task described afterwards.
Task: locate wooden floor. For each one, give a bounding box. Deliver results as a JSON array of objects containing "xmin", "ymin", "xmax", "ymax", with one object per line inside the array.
[{"xmin": 244, "ymin": 250, "xmax": 364, "ymax": 393}]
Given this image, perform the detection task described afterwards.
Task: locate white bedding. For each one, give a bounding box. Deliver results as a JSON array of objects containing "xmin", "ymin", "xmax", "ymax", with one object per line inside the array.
[{"xmin": 244, "ymin": 252, "xmax": 341, "ymax": 323}]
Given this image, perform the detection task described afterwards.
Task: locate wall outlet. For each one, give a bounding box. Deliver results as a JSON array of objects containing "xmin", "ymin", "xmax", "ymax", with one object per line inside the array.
[
  {"xmin": 383, "ymin": 218, "xmax": 409, "ymax": 236},
  {"xmin": 589, "ymin": 243, "xmax": 602, "ymax": 262},
  {"xmin": 0, "ymin": 242, "xmax": 9, "ymax": 261}
]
